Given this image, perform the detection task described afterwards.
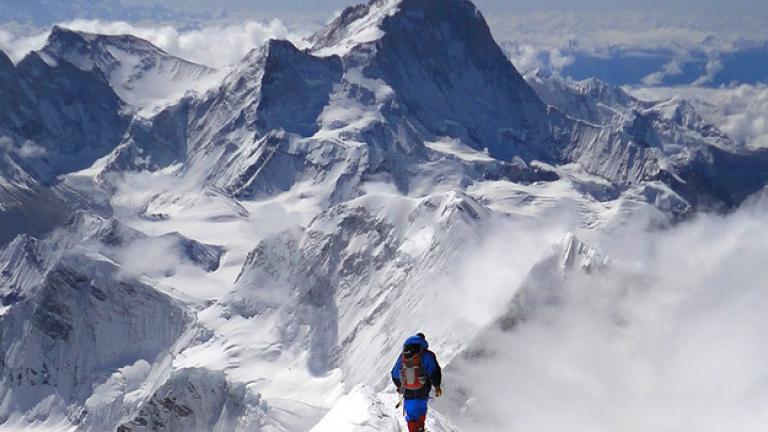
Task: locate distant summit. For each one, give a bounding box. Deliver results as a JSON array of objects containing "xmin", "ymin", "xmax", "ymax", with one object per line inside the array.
[
  {"xmin": 39, "ymin": 26, "xmax": 218, "ymax": 113},
  {"xmin": 309, "ymin": 0, "xmax": 555, "ymax": 162}
]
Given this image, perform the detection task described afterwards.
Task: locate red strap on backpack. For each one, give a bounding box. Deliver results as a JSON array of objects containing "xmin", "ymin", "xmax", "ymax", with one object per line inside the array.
[{"xmin": 401, "ymin": 352, "xmax": 426, "ymax": 390}]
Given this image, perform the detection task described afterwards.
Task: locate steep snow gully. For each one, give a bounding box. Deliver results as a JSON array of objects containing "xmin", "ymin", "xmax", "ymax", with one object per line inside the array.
[{"xmin": 0, "ymin": 0, "xmax": 767, "ymax": 430}]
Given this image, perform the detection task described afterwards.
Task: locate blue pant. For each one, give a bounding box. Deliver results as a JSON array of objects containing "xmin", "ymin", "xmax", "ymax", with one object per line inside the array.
[{"xmin": 404, "ymin": 398, "xmax": 428, "ymax": 422}]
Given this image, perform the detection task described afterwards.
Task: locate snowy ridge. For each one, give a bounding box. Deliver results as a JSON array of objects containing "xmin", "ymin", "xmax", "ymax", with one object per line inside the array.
[
  {"xmin": 40, "ymin": 26, "xmax": 220, "ymax": 116},
  {"xmin": 311, "ymin": 385, "xmax": 461, "ymax": 432},
  {"xmin": 225, "ymin": 191, "xmax": 494, "ymax": 388},
  {"xmin": 309, "ymin": 0, "xmax": 402, "ymax": 57},
  {"xmin": 525, "ymin": 69, "xmax": 639, "ymax": 126},
  {"xmin": 58, "ymin": 211, "xmax": 226, "ymax": 273},
  {"xmin": 525, "ymin": 71, "xmax": 768, "ymax": 209},
  {"xmin": 116, "ymin": 368, "xmax": 266, "ymax": 432},
  {"xmin": 1, "ymin": 0, "xmax": 768, "ymax": 430},
  {"xmin": 0, "ymin": 238, "xmax": 191, "ymax": 427}
]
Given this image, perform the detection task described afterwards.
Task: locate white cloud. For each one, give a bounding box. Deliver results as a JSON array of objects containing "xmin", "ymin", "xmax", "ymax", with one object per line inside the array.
[
  {"xmin": 642, "ymin": 58, "xmax": 685, "ymax": 86},
  {"xmin": 61, "ymin": 18, "xmax": 310, "ymax": 68},
  {"xmin": 0, "ymin": 18, "xmax": 312, "ymax": 68},
  {"xmin": 692, "ymin": 57, "xmax": 725, "ymax": 86},
  {"xmin": 0, "ymin": 137, "xmax": 47, "ymax": 158},
  {"xmin": 0, "ymin": 27, "xmax": 49, "ymax": 63},
  {"xmin": 631, "ymin": 84, "xmax": 768, "ymax": 149},
  {"xmin": 444, "ymin": 191, "xmax": 768, "ymax": 432},
  {"xmin": 488, "ymin": 11, "xmax": 766, "ymax": 82},
  {"xmin": 487, "ymin": 10, "xmax": 764, "ymax": 54}
]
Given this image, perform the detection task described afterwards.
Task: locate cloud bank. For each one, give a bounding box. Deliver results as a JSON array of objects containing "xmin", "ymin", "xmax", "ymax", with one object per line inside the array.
[
  {"xmin": 633, "ymin": 84, "xmax": 768, "ymax": 150},
  {"xmin": 442, "ymin": 191, "xmax": 768, "ymax": 432},
  {"xmin": 489, "ymin": 11, "xmax": 768, "ymax": 86},
  {"xmin": 0, "ymin": 18, "xmax": 311, "ymax": 67}
]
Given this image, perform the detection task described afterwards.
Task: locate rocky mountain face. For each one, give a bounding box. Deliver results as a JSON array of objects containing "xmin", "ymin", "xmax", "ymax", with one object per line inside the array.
[
  {"xmin": 96, "ymin": 0, "xmax": 768, "ymax": 213},
  {"xmin": 0, "ymin": 152, "xmax": 71, "ymax": 244},
  {"xmin": 116, "ymin": 368, "xmax": 265, "ymax": 432},
  {"xmin": 312, "ymin": 0, "xmax": 557, "ymax": 162},
  {"xmin": 0, "ymin": 235, "xmax": 190, "ymax": 427},
  {"xmin": 0, "ymin": 26, "xmax": 219, "ymax": 243},
  {"xmin": 0, "ymin": 48, "xmax": 128, "ymax": 182},
  {"xmin": 40, "ymin": 26, "xmax": 218, "ymax": 115},
  {"xmin": 0, "ymin": 42, "xmax": 129, "ymax": 242},
  {"xmin": 0, "ymin": 0, "xmax": 766, "ymax": 430},
  {"xmin": 527, "ymin": 69, "xmax": 768, "ymax": 209}
]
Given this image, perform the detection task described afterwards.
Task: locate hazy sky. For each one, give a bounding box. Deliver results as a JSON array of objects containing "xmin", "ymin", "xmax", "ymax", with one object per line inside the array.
[
  {"xmin": 122, "ymin": 0, "xmax": 768, "ymax": 19},
  {"xmin": 118, "ymin": 0, "xmax": 768, "ymax": 45}
]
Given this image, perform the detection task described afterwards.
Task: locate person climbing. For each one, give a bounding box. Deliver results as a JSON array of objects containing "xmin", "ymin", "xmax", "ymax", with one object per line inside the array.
[{"xmin": 391, "ymin": 332, "xmax": 442, "ymax": 432}]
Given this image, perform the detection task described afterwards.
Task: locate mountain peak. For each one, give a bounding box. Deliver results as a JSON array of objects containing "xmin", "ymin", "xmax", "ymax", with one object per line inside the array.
[
  {"xmin": 309, "ymin": 0, "xmax": 398, "ymax": 56},
  {"xmin": 44, "ymin": 25, "xmax": 169, "ymax": 59},
  {"xmin": 38, "ymin": 26, "xmax": 216, "ymax": 114},
  {"xmin": 309, "ymin": 0, "xmax": 483, "ymax": 57},
  {"xmin": 311, "ymin": 0, "xmax": 553, "ymax": 161},
  {"xmin": 48, "ymin": 25, "xmax": 83, "ymax": 40}
]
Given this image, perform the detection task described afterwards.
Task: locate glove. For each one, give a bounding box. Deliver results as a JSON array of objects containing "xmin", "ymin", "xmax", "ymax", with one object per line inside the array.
[{"xmin": 435, "ymin": 386, "xmax": 443, "ymax": 398}]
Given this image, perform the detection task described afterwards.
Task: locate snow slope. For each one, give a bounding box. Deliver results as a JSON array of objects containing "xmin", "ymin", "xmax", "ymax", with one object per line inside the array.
[{"xmin": 311, "ymin": 385, "xmax": 460, "ymax": 432}]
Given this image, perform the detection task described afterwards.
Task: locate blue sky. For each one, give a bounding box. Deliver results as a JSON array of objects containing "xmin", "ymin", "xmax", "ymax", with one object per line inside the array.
[
  {"xmin": 117, "ymin": 0, "xmax": 768, "ymax": 48},
  {"xmin": 120, "ymin": 0, "xmax": 768, "ymax": 19}
]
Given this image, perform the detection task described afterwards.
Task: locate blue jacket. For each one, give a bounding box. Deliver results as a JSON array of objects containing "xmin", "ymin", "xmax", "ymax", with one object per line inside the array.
[{"xmin": 391, "ymin": 335, "xmax": 442, "ymax": 400}]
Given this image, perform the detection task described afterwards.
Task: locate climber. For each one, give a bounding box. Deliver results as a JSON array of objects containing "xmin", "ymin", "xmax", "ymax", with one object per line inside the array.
[{"xmin": 391, "ymin": 332, "xmax": 443, "ymax": 432}]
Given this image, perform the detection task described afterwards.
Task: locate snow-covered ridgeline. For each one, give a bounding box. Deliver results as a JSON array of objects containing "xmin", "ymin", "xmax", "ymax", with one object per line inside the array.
[{"xmin": 0, "ymin": 0, "xmax": 767, "ymax": 430}]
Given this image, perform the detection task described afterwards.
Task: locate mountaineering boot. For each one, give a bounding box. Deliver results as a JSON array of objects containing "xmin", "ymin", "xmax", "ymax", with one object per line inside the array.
[
  {"xmin": 407, "ymin": 421, "xmax": 426, "ymax": 432},
  {"xmin": 406, "ymin": 415, "xmax": 426, "ymax": 432}
]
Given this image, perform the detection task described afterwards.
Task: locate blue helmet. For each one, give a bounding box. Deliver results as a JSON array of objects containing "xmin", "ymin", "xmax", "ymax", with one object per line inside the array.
[{"xmin": 403, "ymin": 334, "xmax": 429, "ymax": 350}]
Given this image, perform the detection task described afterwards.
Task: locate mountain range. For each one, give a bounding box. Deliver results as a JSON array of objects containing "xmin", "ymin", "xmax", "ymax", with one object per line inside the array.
[{"xmin": 0, "ymin": 0, "xmax": 766, "ymax": 430}]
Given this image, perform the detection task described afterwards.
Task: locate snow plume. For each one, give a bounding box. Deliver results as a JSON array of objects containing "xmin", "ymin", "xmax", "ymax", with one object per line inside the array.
[
  {"xmin": 0, "ymin": 26, "xmax": 49, "ymax": 63},
  {"xmin": 0, "ymin": 18, "xmax": 309, "ymax": 67},
  {"xmin": 430, "ymin": 214, "xmax": 577, "ymax": 331},
  {"xmin": 441, "ymin": 192, "xmax": 768, "ymax": 432},
  {"xmin": 632, "ymin": 84, "xmax": 768, "ymax": 149}
]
